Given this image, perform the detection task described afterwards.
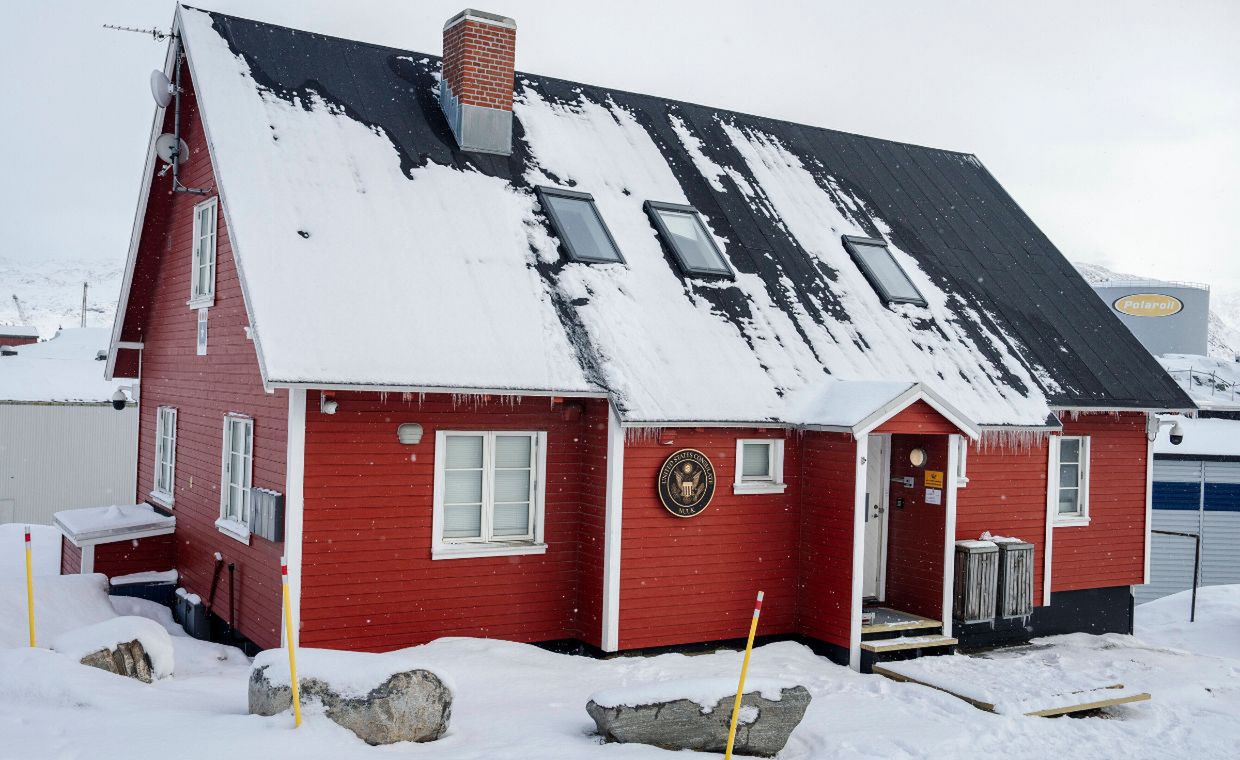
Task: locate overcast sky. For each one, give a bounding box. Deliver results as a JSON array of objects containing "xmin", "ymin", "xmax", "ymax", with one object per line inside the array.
[{"xmin": 3, "ymin": 1, "xmax": 1237, "ymax": 289}]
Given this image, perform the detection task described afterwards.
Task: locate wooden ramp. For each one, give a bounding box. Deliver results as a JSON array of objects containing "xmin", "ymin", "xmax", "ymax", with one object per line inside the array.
[{"xmin": 873, "ymin": 655, "xmax": 1151, "ymax": 717}]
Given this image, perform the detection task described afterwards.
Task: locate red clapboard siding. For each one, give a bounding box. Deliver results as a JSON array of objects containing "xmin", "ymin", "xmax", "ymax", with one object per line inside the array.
[
  {"xmin": 574, "ymin": 400, "xmax": 609, "ymax": 647},
  {"xmin": 299, "ymin": 392, "xmax": 605, "ymax": 651},
  {"xmin": 1051, "ymin": 413, "xmax": 1148, "ymax": 592},
  {"xmin": 61, "ymin": 537, "xmax": 82, "ymax": 575},
  {"xmin": 127, "ymin": 64, "xmax": 287, "ymax": 649},
  {"xmin": 92, "ymin": 535, "xmax": 176, "ymax": 579},
  {"xmin": 883, "ymin": 435, "xmax": 948, "ymax": 619},
  {"xmin": 874, "ymin": 400, "xmax": 962, "ymax": 435},
  {"xmin": 797, "ymin": 431, "xmax": 856, "ymax": 649},
  {"xmin": 617, "ymin": 429, "xmax": 799, "ymax": 650},
  {"xmin": 956, "ymin": 438, "xmax": 1050, "ymax": 603}
]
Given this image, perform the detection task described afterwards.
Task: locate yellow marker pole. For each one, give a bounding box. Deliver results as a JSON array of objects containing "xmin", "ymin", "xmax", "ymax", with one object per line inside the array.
[
  {"xmin": 24, "ymin": 527, "xmax": 36, "ymax": 647},
  {"xmin": 280, "ymin": 557, "xmax": 303, "ymax": 728},
  {"xmin": 725, "ymin": 590, "xmax": 763, "ymax": 760}
]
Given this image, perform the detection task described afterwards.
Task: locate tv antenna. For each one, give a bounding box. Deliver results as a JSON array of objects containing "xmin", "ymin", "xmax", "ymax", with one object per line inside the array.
[{"xmin": 102, "ymin": 24, "xmax": 172, "ymax": 41}]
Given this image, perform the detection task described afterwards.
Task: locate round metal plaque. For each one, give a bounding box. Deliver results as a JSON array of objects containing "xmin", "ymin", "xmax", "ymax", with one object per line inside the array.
[{"xmin": 657, "ymin": 448, "xmax": 716, "ymax": 518}]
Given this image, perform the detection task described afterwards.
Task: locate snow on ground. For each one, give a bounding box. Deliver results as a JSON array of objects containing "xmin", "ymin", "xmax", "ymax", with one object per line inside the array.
[
  {"xmin": 1, "ymin": 575, "xmax": 1239, "ymax": 758},
  {"xmin": 0, "ymin": 257, "xmax": 122, "ymax": 341},
  {"xmin": 0, "ymin": 524, "xmax": 62, "ymax": 577},
  {"xmin": 1156, "ymin": 353, "xmax": 1240, "ymax": 410},
  {"xmin": 1136, "ymin": 584, "xmax": 1240, "ymax": 661},
  {"xmin": 50, "ymin": 616, "xmax": 174, "ymax": 678}
]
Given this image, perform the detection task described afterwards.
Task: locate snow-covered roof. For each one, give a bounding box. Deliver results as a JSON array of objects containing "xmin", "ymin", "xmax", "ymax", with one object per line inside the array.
[
  {"xmin": 115, "ymin": 8, "xmax": 1191, "ymax": 427},
  {"xmin": 0, "ymin": 324, "xmax": 39, "ymax": 338},
  {"xmin": 1154, "ymin": 414, "xmax": 1240, "ymax": 458},
  {"xmin": 53, "ymin": 503, "xmax": 176, "ymax": 546},
  {"xmin": 0, "ymin": 328, "xmax": 118, "ymax": 403}
]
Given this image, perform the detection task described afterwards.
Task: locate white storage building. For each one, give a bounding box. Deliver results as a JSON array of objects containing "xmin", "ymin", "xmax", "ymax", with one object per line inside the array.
[{"xmin": 0, "ymin": 328, "xmax": 137, "ymax": 526}]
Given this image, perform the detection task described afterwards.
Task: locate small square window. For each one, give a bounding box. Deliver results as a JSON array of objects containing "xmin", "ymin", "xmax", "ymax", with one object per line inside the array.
[
  {"xmin": 842, "ymin": 235, "xmax": 925, "ymax": 306},
  {"xmin": 734, "ymin": 439, "xmax": 786, "ymax": 494},
  {"xmin": 645, "ymin": 201, "xmax": 732, "ymax": 278},
  {"xmin": 536, "ymin": 187, "xmax": 624, "ymax": 264}
]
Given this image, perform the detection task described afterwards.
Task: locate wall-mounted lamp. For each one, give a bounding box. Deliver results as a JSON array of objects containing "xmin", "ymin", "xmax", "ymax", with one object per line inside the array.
[
  {"xmin": 397, "ymin": 423, "xmax": 424, "ymax": 445},
  {"xmin": 320, "ymin": 392, "xmax": 338, "ymax": 415},
  {"xmin": 908, "ymin": 448, "xmax": 927, "ymax": 467}
]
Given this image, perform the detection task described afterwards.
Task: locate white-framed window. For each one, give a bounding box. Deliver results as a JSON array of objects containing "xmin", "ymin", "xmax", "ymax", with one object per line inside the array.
[
  {"xmin": 189, "ymin": 197, "xmax": 218, "ymax": 307},
  {"xmin": 216, "ymin": 414, "xmax": 253, "ymax": 543},
  {"xmin": 734, "ymin": 438, "xmax": 787, "ymax": 494},
  {"xmin": 151, "ymin": 406, "xmax": 177, "ymax": 505},
  {"xmin": 432, "ymin": 430, "xmax": 548, "ymax": 559},
  {"xmin": 1051, "ymin": 435, "xmax": 1090, "ymax": 526}
]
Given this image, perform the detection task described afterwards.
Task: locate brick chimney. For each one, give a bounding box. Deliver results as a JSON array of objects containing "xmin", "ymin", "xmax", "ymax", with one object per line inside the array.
[{"xmin": 439, "ymin": 9, "xmax": 517, "ymax": 155}]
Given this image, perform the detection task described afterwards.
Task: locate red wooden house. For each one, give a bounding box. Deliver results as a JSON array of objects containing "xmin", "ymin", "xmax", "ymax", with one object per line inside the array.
[{"xmin": 101, "ymin": 6, "xmax": 1192, "ymax": 670}]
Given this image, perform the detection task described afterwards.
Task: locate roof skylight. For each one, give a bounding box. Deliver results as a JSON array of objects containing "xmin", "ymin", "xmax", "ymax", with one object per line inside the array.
[
  {"xmin": 536, "ymin": 187, "xmax": 624, "ymax": 264},
  {"xmin": 842, "ymin": 235, "xmax": 926, "ymax": 306},
  {"xmin": 644, "ymin": 201, "xmax": 732, "ymax": 278}
]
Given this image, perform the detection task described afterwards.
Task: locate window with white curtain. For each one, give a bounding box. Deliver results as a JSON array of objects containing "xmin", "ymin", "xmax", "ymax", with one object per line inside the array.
[
  {"xmin": 217, "ymin": 414, "xmax": 253, "ymax": 542},
  {"xmin": 433, "ymin": 430, "xmax": 548, "ymax": 559},
  {"xmin": 152, "ymin": 406, "xmax": 177, "ymax": 504},
  {"xmin": 1051, "ymin": 435, "xmax": 1090, "ymax": 526},
  {"xmin": 189, "ymin": 197, "xmax": 218, "ymax": 307},
  {"xmin": 734, "ymin": 438, "xmax": 786, "ymax": 494}
]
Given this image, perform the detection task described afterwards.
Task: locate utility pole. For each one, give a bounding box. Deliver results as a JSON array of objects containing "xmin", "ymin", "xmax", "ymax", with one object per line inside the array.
[{"xmin": 81, "ymin": 282, "xmax": 88, "ymax": 328}]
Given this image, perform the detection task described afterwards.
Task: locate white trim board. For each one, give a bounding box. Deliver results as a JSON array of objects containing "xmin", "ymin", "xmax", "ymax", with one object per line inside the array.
[
  {"xmin": 106, "ymin": 24, "xmax": 179, "ymax": 381},
  {"xmin": 601, "ymin": 403, "xmax": 626, "ymax": 652},
  {"xmin": 941, "ymin": 433, "xmax": 961, "ymax": 639},
  {"xmin": 848, "ymin": 435, "xmax": 869, "ymax": 672},
  {"xmin": 282, "ymin": 388, "xmax": 306, "ymax": 648}
]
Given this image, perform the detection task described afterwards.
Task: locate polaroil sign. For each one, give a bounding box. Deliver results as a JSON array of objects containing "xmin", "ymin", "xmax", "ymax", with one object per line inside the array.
[{"xmin": 1113, "ymin": 293, "xmax": 1184, "ymax": 318}]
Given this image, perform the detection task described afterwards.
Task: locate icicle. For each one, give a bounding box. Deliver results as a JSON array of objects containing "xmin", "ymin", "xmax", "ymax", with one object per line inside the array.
[
  {"xmin": 624, "ymin": 426, "xmax": 665, "ymax": 444},
  {"xmin": 978, "ymin": 428, "xmax": 1053, "ymax": 453}
]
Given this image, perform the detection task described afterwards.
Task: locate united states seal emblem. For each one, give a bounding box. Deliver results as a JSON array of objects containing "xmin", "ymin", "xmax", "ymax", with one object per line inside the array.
[{"xmin": 657, "ymin": 449, "xmax": 716, "ymax": 517}]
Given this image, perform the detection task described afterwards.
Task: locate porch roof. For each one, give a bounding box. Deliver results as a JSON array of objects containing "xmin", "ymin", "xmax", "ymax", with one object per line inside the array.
[{"xmin": 791, "ymin": 380, "xmax": 981, "ymax": 439}]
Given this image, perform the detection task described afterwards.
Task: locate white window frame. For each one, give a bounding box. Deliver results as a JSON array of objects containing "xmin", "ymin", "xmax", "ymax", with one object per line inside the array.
[
  {"xmin": 431, "ymin": 430, "xmax": 548, "ymax": 560},
  {"xmin": 216, "ymin": 414, "xmax": 254, "ymax": 543},
  {"xmin": 1050, "ymin": 435, "xmax": 1091, "ymax": 527},
  {"xmin": 151, "ymin": 406, "xmax": 177, "ymax": 506},
  {"xmin": 188, "ymin": 196, "xmax": 218, "ymax": 308},
  {"xmin": 734, "ymin": 438, "xmax": 787, "ymax": 495}
]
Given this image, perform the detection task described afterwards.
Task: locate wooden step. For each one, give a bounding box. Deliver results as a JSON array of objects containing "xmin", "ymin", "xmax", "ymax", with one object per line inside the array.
[
  {"xmin": 861, "ymin": 634, "xmax": 958, "ymax": 653},
  {"xmin": 861, "ymin": 608, "xmax": 941, "ymax": 636}
]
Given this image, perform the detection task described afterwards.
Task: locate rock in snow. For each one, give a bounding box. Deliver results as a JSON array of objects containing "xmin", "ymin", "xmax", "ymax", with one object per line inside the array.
[
  {"xmin": 78, "ymin": 640, "xmax": 155, "ymax": 683},
  {"xmin": 249, "ymin": 653, "xmax": 452, "ymax": 745},
  {"xmin": 587, "ymin": 681, "xmax": 811, "ymax": 757},
  {"xmin": 51, "ymin": 616, "xmax": 174, "ymax": 682}
]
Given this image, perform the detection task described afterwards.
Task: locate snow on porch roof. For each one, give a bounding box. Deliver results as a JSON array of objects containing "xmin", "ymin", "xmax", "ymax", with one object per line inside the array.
[
  {"xmin": 787, "ymin": 380, "xmax": 981, "ymax": 439},
  {"xmin": 167, "ymin": 7, "xmax": 1191, "ymax": 427},
  {"xmin": 54, "ymin": 504, "xmax": 176, "ymax": 547}
]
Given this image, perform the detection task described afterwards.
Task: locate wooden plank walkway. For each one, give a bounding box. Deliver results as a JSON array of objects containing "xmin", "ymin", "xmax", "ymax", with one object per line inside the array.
[{"xmin": 873, "ymin": 662, "xmax": 1152, "ymax": 717}]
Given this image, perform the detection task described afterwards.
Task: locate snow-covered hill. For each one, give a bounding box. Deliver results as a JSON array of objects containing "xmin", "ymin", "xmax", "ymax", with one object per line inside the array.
[
  {"xmin": 0, "ymin": 257, "xmax": 123, "ymax": 339},
  {"xmin": 1073, "ymin": 261, "xmax": 1240, "ymax": 359}
]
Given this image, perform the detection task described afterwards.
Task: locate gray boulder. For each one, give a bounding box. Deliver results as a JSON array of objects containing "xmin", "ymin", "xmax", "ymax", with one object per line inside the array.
[
  {"xmin": 249, "ymin": 665, "xmax": 451, "ymax": 745},
  {"xmin": 587, "ymin": 686, "xmax": 811, "ymax": 757},
  {"xmin": 79, "ymin": 640, "xmax": 155, "ymax": 683}
]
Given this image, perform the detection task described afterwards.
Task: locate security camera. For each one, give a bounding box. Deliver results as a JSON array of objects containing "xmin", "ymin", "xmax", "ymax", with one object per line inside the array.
[
  {"xmin": 111, "ymin": 389, "xmax": 128, "ymax": 411},
  {"xmin": 1169, "ymin": 421, "xmax": 1184, "ymax": 446},
  {"xmin": 320, "ymin": 394, "xmax": 338, "ymax": 415}
]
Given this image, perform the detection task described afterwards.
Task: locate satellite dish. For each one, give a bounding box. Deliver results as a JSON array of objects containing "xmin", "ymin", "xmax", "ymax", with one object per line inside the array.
[
  {"xmin": 155, "ymin": 133, "xmax": 189, "ymax": 166},
  {"xmin": 150, "ymin": 70, "xmax": 173, "ymax": 108}
]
